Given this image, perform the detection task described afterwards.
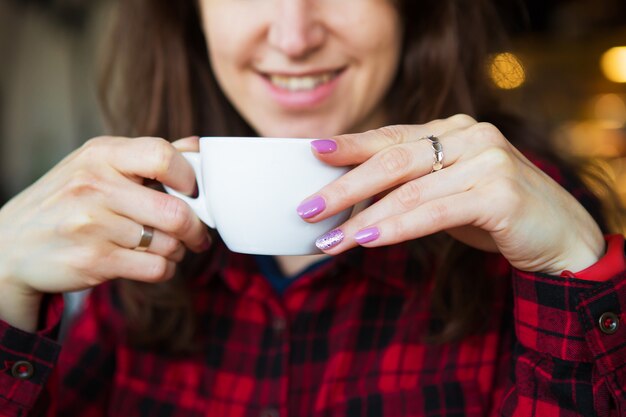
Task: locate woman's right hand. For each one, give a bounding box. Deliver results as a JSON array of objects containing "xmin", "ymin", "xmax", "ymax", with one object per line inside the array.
[{"xmin": 0, "ymin": 136, "xmax": 210, "ymax": 329}]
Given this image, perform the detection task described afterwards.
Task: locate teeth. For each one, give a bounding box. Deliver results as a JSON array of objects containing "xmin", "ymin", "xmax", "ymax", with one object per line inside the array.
[{"xmin": 269, "ymin": 72, "xmax": 335, "ymax": 91}]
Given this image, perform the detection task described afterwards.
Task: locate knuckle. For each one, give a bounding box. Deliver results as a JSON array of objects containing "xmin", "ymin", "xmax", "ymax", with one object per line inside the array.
[
  {"xmin": 470, "ymin": 122, "xmax": 503, "ymax": 145},
  {"xmin": 145, "ymin": 138, "xmax": 175, "ymax": 178},
  {"xmin": 394, "ymin": 180, "xmax": 423, "ymax": 211},
  {"xmin": 427, "ymin": 202, "xmax": 449, "ymax": 225},
  {"xmin": 448, "ymin": 113, "xmax": 477, "ymax": 127},
  {"xmin": 78, "ymin": 137, "xmax": 116, "ymax": 160},
  {"xmin": 56, "ymin": 212, "xmax": 97, "ymax": 237},
  {"xmin": 157, "ymin": 195, "xmax": 192, "ymax": 233},
  {"xmin": 71, "ymin": 246, "xmax": 102, "ymax": 275},
  {"xmin": 378, "ymin": 146, "xmax": 413, "ymax": 178},
  {"xmin": 82, "ymin": 136, "xmax": 108, "ymax": 151},
  {"xmin": 62, "ymin": 170, "xmax": 101, "ymax": 197},
  {"xmin": 376, "ymin": 125, "xmax": 409, "ymax": 146},
  {"xmin": 480, "ymin": 147, "xmax": 514, "ymax": 173}
]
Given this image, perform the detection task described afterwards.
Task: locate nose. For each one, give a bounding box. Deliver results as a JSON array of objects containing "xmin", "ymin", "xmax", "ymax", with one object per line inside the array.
[{"xmin": 267, "ymin": 0, "xmax": 325, "ymax": 58}]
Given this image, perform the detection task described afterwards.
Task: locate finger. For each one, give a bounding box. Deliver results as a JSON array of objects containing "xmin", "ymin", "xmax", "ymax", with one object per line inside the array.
[
  {"xmin": 108, "ymin": 214, "xmax": 187, "ymax": 262},
  {"xmin": 102, "ymin": 136, "xmax": 197, "ymax": 196},
  {"xmin": 298, "ymin": 129, "xmax": 468, "ymax": 222},
  {"xmin": 318, "ymin": 158, "xmax": 486, "ymax": 253},
  {"xmin": 352, "ymin": 191, "xmax": 483, "ymax": 249},
  {"xmin": 171, "ymin": 136, "xmax": 200, "ymax": 152},
  {"xmin": 311, "ymin": 114, "xmax": 477, "ymax": 166},
  {"xmin": 66, "ymin": 207, "xmax": 189, "ymax": 262},
  {"xmin": 103, "ymin": 248, "xmax": 177, "ymax": 283},
  {"xmin": 106, "ymin": 180, "xmax": 210, "ymax": 253}
]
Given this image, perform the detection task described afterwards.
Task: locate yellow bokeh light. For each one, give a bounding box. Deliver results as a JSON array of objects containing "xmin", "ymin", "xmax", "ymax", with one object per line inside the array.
[
  {"xmin": 601, "ymin": 47, "xmax": 626, "ymax": 83},
  {"xmin": 594, "ymin": 94, "xmax": 626, "ymax": 129},
  {"xmin": 489, "ymin": 52, "xmax": 526, "ymax": 90}
]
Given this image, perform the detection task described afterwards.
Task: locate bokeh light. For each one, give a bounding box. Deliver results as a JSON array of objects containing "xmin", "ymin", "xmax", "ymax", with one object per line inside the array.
[
  {"xmin": 601, "ymin": 47, "xmax": 626, "ymax": 83},
  {"xmin": 488, "ymin": 52, "xmax": 526, "ymax": 90},
  {"xmin": 594, "ymin": 94, "xmax": 626, "ymax": 129}
]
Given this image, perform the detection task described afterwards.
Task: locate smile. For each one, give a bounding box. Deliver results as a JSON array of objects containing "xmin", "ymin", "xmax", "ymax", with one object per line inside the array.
[
  {"xmin": 263, "ymin": 69, "xmax": 344, "ymax": 92},
  {"xmin": 258, "ymin": 67, "xmax": 347, "ymax": 109}
]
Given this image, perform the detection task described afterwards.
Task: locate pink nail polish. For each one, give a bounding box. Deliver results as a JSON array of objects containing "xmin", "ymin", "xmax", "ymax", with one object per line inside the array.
[
  {"xmin": 297, "ymin": 196, "xmax": 326, "ymax": 219},
  {"xmin": 311, "ymin": 139, "xmax": 337, "ymax": 154},
  {"xmin": 354, "ymin": 227, "xmax": 380, "ymax": 245},
  {"xmin": 315, "ymin": 229, "xmax": 344, "ymax": 251}
]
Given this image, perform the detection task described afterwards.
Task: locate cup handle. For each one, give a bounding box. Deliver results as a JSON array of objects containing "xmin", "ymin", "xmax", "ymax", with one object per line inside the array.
[{"xmin": 163, "ymin": 152, "xmax": 215, "ymax": 228}]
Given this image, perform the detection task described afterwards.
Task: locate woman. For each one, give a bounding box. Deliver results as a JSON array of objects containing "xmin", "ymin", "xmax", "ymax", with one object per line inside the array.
[{"xmin": 0, "ymin": 0, "xmax": 624, "ymax": 416}]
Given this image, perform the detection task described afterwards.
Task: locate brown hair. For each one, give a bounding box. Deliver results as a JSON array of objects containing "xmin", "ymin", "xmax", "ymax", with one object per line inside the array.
[{"xmin": 99, "ymin": 0, "xmax": 620, "ymax": 352}]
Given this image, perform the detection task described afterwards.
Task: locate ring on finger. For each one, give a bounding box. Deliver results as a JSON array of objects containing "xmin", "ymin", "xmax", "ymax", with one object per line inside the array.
[
  {"xmin": 419, "ymin": 135, "xmax": 444, "ymax": 172},
  {"xmin": 135, "ymin": 225, "xmax": 154, "ymax": 251}
]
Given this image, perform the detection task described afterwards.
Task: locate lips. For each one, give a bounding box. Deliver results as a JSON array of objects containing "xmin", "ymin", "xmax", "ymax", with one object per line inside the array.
[
  {"xmin": 257, "ymin": 67, "xmax": 346, "ymax": 108},
  {"xmin": 264, "ymin": 69, "xmax": 344, "ymax": 92}
]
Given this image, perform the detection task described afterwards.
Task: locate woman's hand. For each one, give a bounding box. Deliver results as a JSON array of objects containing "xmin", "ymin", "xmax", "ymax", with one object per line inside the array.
[
  {"xmin": 300, "ymin": 114, "xmax": 605, "ymax": 275},
  {"xmin": 0, "ymin": 136, "xmax": 209, "ymax": 299}
]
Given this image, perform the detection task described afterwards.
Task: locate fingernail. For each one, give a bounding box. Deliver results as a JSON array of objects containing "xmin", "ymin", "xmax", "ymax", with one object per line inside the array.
[
  {"xmin": 315, "ymin": 229, "xmax": 344, "ymax": 251},
  {"xmin": 297, "ymin": 196, "xmax": 326, "ymax": 219},
  {"xmin": 354, "ymin": 227, "xmax": 380, "ymax": 245},
  {"xmin": 311, "ymin": 139, "xmax": 337, "ymax": 154}
]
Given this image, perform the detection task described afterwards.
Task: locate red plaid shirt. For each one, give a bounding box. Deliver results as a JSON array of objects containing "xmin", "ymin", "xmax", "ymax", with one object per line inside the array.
[{"xmin": 1, "ymin": 233, "xmax": 625, "ymax": 417}]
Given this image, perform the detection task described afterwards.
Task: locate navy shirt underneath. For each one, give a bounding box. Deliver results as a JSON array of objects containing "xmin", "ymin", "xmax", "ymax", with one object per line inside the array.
[{"xmin": 254, "ymin": 255, "xmax": 331, "ymax": 294}]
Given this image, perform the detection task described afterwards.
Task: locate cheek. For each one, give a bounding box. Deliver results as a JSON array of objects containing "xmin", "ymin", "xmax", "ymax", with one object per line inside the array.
[
  {"xmin": 365, "ymin": 21, "xmax": 401, "ymax": 64},
  {"xmin": 201, "ymin": 6, "xmax": 259, "ymax": 71},
  {"xmin": 339, "ymin": 6, "xmax": 402, "ymax": 72},
  {"xmin": 353, "ymin": 24, "xmax": 402, "ymax": 100},
  {"xmin": 205, "ymin": 22, "xmax": 238, "ymax": 68}
]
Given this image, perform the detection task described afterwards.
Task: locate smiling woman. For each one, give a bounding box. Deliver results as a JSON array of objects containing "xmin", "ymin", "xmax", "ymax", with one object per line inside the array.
[
  {"xmin": 0, "ymin": 0, "xmax": 625, "ymax": 416},
  {"xmin": 198, "ymin": 0, "xmax": 402, "ymax": 137}
]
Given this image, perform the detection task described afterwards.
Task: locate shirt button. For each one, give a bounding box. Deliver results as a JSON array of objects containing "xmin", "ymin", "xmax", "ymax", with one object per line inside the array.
[
  {"xmin": 272, "ymin": 317, "xmax": 287, "ymax": 335},
  {"xmin": 599, "ymin": 312, "xmax": 620, "ymax": 334},
  {"xmin": 11, "ymin": 361, "xmax": 34, "ymax": 380},
  {"xmin": 260, "ymin": 407, "xmax": 279, "ymax": 417}
]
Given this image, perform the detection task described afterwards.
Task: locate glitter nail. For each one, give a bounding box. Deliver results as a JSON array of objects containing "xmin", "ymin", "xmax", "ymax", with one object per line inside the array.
[{"xmin": 315, "ymin": 229, "xmax": 344, "ymax": 251}]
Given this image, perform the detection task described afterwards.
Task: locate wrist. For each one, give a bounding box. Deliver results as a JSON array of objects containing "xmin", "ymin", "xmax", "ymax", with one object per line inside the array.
[
  {"xmin": 543, "ymin": 227, "xmax": 606, "ymax": 275},
  {"xmin": 0, "ymin": 275, "xmax": 43, "ymax": 333}
]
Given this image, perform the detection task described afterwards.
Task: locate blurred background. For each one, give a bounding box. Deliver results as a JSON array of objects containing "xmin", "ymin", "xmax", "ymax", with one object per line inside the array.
[{"xmin": 1, "ymin": 0, "xmax": 625, "ymax": 217}]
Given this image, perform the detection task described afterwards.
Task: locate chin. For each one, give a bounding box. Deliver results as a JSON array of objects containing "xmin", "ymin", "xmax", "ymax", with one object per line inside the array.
[{"xmin": 251, "ymin": 116, "xmax": 351, "ymax": 139}]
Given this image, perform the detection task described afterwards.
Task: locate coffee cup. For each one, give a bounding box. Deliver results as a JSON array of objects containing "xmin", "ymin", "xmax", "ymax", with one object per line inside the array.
[{"xmin": 164, "ymin": 137, "xmax": 352, "ymax": 255}]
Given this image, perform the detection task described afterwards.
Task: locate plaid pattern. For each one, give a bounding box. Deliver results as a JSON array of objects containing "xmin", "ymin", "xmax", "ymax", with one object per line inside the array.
[{"xmin": 1, "ymin": 239, "xmax": 625, "ymax": 417}]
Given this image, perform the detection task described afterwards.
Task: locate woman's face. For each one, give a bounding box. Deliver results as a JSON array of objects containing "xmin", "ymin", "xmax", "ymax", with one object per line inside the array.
[{"xmin": 198, "ymin": 0, "xmax": 403, "ymax": 138}]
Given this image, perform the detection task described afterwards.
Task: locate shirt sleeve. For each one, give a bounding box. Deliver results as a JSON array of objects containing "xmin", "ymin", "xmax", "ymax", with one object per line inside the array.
[
  {"xmin": 560, "ymin": 234, "xmax": 626, "ymax": 282},
  {"xmin": 502, "ymin": 235, "xmax": 626, "ymax": 416},
  {"xmin": 0, "ymin": 285, "xmax": 118, "ymax": 417},
  {"xmin": 0, "ymin": 295, "xmax": 63, "ymax": 416}
]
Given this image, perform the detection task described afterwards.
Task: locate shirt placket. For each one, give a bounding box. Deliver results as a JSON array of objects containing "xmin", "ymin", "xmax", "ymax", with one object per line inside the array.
[{"xmin": 239, "ymin": 273, "xmax": 291, "ymax": 417}]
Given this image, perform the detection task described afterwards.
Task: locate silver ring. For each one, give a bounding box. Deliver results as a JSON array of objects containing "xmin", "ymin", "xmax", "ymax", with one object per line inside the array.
[
  {"xmin": 135, "ymin": 225, "xmax": 154, "ymax": 251},
  {"xmin": 419, "ymin": 135, "xmax": 444, "ymax": 172}
]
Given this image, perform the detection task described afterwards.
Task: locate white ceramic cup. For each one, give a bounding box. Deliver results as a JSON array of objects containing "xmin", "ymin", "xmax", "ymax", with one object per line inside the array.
[{"xmin": 164, "ymin": 137, "xmax": 352, "ymax": 255}]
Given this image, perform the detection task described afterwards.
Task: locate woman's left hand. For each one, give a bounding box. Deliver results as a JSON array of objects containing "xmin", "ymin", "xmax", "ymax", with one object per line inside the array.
[{"xmin": 299, "ymin": 114, "xmax": 605, "ymax": 275}]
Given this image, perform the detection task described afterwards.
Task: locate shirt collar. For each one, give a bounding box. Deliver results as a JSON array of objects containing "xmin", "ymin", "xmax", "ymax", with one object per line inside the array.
[{"xmin": 195, "ymin": 238, "xmax": 414, "ymax": 294}]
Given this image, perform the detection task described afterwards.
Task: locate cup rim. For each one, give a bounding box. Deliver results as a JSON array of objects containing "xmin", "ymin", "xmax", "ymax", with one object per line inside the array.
[{"xmin": 199, "ymin": 136, "xmax": 316, "ymax": 144}]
